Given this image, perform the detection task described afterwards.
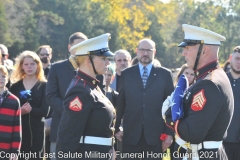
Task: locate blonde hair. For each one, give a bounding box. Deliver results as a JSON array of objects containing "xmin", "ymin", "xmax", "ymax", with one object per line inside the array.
[
  {"xmin": 11, "ymin": 50, "xmax": 46, "ymax": 83},
  {"xmin": 69, "ymin": 55, "xmax": 88, "ymax": 69}
]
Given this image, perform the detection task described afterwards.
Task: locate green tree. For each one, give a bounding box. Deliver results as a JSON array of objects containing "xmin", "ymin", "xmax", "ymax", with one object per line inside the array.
[{"xmin": 0, "ymin": 1, "xmax": 11, "ymax": 46}]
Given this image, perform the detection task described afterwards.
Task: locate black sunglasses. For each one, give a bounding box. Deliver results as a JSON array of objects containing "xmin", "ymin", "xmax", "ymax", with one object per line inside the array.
[{"xmin": 39, "ymin": 53, "xmax": 50, "ymax": 56}]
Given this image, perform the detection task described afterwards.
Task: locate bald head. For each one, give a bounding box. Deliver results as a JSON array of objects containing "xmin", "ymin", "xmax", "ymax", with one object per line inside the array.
[
  {"xmin": 136, "ymin": 38, "xmax": 156, "ymax": 66},
  {"xmin": 137, "ymin": 39, "xmax": 156, "ymax": 49}
]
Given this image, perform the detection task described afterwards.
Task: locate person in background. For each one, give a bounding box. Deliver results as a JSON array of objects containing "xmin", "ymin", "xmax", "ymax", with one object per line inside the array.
[
  {"xmin": 175, "ymin": 63, "xmax": 195, "ymax": 86},
  {"xmin": 131, "ymin": 56, "xmax": 139, "ymax": 66},
  {"xmin": 0, "ymin": 65, "xmax": 21, "ymax": 160},
  {"xmin": 223, "ymin": 46, "xmax": 240, "ymax": 160},
  {"xmin": 105, "ymin": 65, "xmax": 120, "ymax": 159},
  {"xmin": 0, "ymin": 44, "xmax": 13, "ymax": 89},
  {"xmin": 37, "ymin": 45, "xmax": 53, "ymax": 78},
  {"xmin": 115, "ymin": 38, "xmax": 174, "ymax": 159},
  {"xmin": 222, "ymin": 59, "xmax": 231, "ymax": 72},
  {"xmin": 37, "ymin": 44, "xmax": 53, "ymax": 160},
  {"xmin": 56, "ymin": 33, "xmax": 115, "ymax": 160},
  {"xmin": 45, "ymin": 32, "xmax": 88, "ymax": 160},
  {"xmin": 10, "ymin": 51, "xmax": 49, "ymax": 160},
  {"xmin": 0, "ymin": 44, "xmax": 14, "ymax": 69},
  {"xmin": 110, "ymin": 49, "xmax": 131, "ymax": 92},
  {"xmin": 105, "ymin": 65, "xmax": 118, "ymax": 107}
]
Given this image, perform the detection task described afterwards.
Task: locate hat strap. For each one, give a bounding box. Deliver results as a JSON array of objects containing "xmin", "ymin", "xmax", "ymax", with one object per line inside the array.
[
  {"xmin": 193, "ymin": 42, "xmax": 204, "ymax": 72},
  {"xmin": 89, "ymin": 55, "xmax": 99, "ymax": 75}
]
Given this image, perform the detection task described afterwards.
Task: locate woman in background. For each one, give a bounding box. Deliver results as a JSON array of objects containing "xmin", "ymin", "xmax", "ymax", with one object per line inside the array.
[
  {"xmin": 176, "ymin": 63, "xmax": 195, "ymax": 86},
  {"xmin": 10, "ymin": 51, "xmax": 48, "ymax": 160}
]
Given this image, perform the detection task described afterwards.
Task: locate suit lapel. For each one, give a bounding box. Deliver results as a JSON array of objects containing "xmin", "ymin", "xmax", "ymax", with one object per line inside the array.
[
  {"xmin": 132, "ymin": 65, "xmax": 144, "ymax": 89},
  {"xmin": 145, "ymin": 65, "xmax": 158, "ymax": 89}
]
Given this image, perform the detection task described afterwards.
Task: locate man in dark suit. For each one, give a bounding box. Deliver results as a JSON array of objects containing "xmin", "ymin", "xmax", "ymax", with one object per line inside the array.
[
  {"xmin": 45, "ymin": 32, "xmax": 88, "ymax": 160},
  {"xmin": 115, "ymin": 38, "xmax": 174, "ymax": 159}
]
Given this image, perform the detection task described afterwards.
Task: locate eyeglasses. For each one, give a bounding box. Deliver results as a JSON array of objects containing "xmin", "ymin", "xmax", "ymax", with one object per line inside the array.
[
  {"xmin": 39, "ymin": 53, "xmax": 50, "ymax": 57},
  {"xmin": 138, "ymin": 48, "xmax": 154, "ymax": 54}
]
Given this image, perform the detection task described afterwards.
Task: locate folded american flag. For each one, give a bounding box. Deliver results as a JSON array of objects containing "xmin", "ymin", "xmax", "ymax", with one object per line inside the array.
[{"xmin": 171, "ymin": 74, "xmax": 188, "ymax": 122}]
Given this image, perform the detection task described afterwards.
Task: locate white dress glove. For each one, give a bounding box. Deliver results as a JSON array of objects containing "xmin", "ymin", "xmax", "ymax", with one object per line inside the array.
[{"xmin": 162, "ymin": 92, "xmax": 173, "ymax": 120}]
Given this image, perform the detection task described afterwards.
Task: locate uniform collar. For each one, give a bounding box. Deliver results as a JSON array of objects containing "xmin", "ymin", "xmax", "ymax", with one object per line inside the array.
[
  {"xmin": 195, "ymin": 60, "xmax": 218, "ymax": 81},
  {"xmin": 77, "ymin": 70, "xmax": 100, "ymax": 87}
]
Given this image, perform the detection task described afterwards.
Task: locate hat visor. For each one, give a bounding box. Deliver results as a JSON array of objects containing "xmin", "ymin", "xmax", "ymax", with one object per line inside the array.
[
  {"xmin": 178, "ymin": 42, "xmax": 187, "ymax": 48},
  {"xmin": 94, "ymin": 50, "xmax": 114, "ymax": 57}
]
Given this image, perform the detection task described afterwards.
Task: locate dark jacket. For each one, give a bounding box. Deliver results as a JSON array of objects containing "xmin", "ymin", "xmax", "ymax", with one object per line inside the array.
[
  {"xmin": 10, "ymin": 80, "xmax": 48, "ymax": 159},
  {"xmin": 105, "ymin": 87, "xmax": 118, "ymax": 107},
  {"xmin": 224, "ymin": 71, "xmax": 240, "ymax": 143},
  {"xmin": 56, "ymin": 70, "xmax": 115, "ymax": 159},
  {"xmin": 46, "ymin": 59, "xmax": 76, "ymax": 142},
  {"xmin": 170, "ymin": 61, "xmax": 233, "ymax": 160},
  {"xmin": 115, "ymin": 64, "xmax": 174, "ymax": 145}
]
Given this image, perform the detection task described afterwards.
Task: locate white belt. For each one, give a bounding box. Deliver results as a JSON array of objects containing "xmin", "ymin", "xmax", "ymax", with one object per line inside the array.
[
  {"xmin": 175, "ymin": 136, "xmax": 222, "ymax": 160},
  {"xmin": 79, "ymin": 136, "xmax": 113, "ymax": 146}
]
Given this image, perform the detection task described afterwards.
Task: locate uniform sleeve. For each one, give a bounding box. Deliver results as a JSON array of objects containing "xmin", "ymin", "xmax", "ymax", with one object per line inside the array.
[
  {"xmin": 31, "ymin": 83, "xmax": 49, "ymax": 117},
  {"xmin": 56, "ymin": 86, "xmax": 93, "ymax": 155},
  {"xmin": 10, "ymin": 99, "xmax": 22, "ymax": 153},
  {"xmin": 177, "ymin": 80, "xmax": 223, "ymax": 143},
  {"xmin": 45, "ymin": 65, "xmax": 64, "ymax": 116}
]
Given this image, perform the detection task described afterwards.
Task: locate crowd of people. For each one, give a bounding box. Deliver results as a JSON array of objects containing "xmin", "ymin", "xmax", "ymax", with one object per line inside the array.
[{"xmin": 0, "ymin": 23, "xmax": 239, "ymax": 160}]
